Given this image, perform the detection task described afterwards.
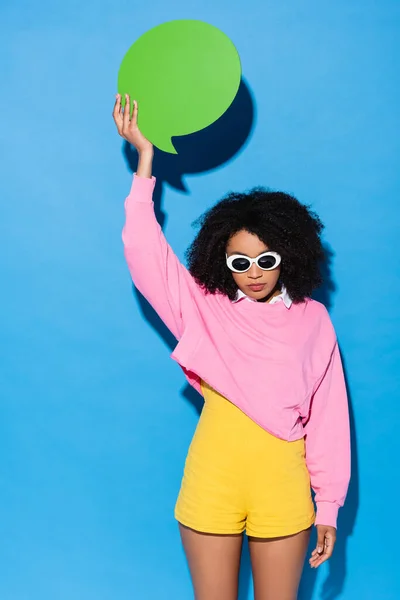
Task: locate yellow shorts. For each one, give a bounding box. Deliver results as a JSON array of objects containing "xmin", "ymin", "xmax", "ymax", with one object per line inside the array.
[{"xmin": 175, "ymin": 381, "xmax": 315, "ymax": 538}]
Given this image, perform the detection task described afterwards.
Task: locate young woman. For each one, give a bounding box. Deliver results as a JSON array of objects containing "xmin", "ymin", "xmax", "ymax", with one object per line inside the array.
[{"xmin": 113, "ymin": 94, "xmax": 351, "ymax": 600}]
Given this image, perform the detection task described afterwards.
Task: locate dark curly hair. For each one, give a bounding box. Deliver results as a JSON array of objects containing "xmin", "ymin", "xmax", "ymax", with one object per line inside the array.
[{"xmin": 186, "ymin": 187, "xmax": 325, "ymax": 303}]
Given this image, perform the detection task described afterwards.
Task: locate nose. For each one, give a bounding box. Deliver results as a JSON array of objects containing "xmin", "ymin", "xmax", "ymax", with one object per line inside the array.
[{"xmin": 247, "ymin": 263, "xmax": 263, "ymax": 279}]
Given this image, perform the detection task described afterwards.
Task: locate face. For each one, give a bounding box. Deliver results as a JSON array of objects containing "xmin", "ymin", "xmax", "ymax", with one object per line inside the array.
[{"xmin": 226, "ymin": 230, "xmax": 282, "ymax": 301}]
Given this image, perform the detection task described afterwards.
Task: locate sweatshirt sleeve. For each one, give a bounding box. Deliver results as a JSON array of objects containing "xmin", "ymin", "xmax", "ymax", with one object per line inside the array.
[
  {"xmin": 304, "ymin": 340, "xmax": 351, "ymax": 529},
  {"xmin": 121, "ymin": 174, "xmax": 203, "ymax": 340}
]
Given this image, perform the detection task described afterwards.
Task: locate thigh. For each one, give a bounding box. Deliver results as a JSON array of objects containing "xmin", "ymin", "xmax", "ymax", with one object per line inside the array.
[
  {"xmin": 249, "ymin": 527, "xmax": 311, "ymax": 600},
  {"xmin": 179, "ymin": 524, "xmax": 243, "ymax": 600}
]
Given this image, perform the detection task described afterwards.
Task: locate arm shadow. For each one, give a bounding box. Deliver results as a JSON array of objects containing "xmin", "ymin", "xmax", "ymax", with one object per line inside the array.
[{"xmin": 123, "ymin": 76, "xmax": 255, "ymax": 421}]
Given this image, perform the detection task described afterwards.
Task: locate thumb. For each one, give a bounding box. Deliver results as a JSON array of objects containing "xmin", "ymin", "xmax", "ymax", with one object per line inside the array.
[{"xmin": 316, "ymin": 528, "xmax": 326, "ymax": 554}]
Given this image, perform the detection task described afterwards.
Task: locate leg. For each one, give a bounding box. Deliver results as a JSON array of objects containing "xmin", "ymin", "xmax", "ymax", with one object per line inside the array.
[
  {"xmin": 249, "ymin": 527, "xmax": 312, "ymax": 600},
  {"xmin": 180, "ymin": 524, "xmax": 243, "ymax": 600}
]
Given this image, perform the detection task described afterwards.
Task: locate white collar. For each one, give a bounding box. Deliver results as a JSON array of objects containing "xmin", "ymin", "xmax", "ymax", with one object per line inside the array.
[{"xmin": 232, "ymin": 285, "xmax": 293, "ymax": 309}]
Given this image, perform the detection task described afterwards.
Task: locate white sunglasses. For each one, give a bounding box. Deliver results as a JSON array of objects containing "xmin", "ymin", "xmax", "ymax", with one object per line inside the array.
[{"xmin": 226, "ymin": 251, "xmax": 282, "ymax": 273}]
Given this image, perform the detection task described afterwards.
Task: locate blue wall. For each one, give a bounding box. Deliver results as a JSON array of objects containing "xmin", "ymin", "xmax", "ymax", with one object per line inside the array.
[{"xmin": 1, "ymin": 1, "xmax": 399, "ymax": 598}]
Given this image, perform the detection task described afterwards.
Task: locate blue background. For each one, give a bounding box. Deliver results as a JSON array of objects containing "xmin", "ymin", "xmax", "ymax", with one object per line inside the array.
[{"xmin": 1, "ymin": 1, "xmax": 399, "ymax": 598}]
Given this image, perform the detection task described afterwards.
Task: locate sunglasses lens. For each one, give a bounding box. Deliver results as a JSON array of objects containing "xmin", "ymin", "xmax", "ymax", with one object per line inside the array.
[
  {"xmin": 231, "ymin": 257, "xmax": 251, "ymax": 272},
  {"xmin": 258, "ymin": 254, "xmax": 278, "ymax": 270}
]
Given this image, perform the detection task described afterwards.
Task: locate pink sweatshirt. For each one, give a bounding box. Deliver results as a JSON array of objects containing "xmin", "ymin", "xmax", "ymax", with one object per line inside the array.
[{"xmin": 122, "ymin": 174, "xmax": 351, "ymax": 529}]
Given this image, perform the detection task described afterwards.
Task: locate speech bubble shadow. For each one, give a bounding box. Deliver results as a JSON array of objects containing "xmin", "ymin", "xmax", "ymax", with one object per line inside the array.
[{"xmin": 123, "ymin": 77, "xmax": 255, "ymax": 195}]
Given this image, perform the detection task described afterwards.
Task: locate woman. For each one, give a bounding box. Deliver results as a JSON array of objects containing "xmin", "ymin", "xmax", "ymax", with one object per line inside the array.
[{"xmin": 113, "ymin": 94, "xmax": 351, "ymax": 600}]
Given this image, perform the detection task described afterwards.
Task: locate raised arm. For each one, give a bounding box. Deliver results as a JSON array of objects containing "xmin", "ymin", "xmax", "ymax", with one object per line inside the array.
[{"xmin": 113, "ymin": 94, "xmax": 203, "ymax": 340}]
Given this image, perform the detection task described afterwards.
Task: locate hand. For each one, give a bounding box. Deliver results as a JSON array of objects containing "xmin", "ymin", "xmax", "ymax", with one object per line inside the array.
[
  {"xmin": 113, "ymin": 94, "xmax": 153, "ymax": 155},
  {"xmin": 309, "ymin": 525, "xmax": 336, "ymax": 568}
]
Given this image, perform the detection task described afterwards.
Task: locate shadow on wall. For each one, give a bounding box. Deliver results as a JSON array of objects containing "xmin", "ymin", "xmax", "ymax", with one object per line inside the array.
[
  {"xmin": 124, "ymin": 76, "xmax": 256, "ymax": 420},
  {"xmin": 299, "ymin": 358, "xmax": 359, "ymax": 600},
  {"xmin": 122, "ymin": 77, "xmax": 358, "ymax": 600},
  {"xmin": 312, "ymin": 244, "xmax": 336, "ymax": 312},
  {"xmin": 123, "ymin": 77, "xmax": 255, "ymax": 225}
]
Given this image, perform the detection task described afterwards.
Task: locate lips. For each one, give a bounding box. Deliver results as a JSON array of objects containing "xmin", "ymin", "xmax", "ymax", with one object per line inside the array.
[{"xmin": 248, "ymin": 284, "xmax": 266, "ymax": 292}]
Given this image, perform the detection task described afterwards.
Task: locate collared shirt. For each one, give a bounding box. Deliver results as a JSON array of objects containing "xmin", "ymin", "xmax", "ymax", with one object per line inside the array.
[{"xmin": 232, "ymin": 285, "xmax": 293, "ymax": 309}]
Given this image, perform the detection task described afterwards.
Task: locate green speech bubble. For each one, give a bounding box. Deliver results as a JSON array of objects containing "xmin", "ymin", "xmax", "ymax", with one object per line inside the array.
[{"xmin": 118, "ymin": 20, "xmax": 241, "ymax": 154}]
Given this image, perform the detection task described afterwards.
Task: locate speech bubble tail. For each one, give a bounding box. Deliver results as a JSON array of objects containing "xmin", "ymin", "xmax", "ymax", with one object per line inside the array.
[{"xmin": 156, "ymin": 137, "xmax": 178, "ymax": 155}]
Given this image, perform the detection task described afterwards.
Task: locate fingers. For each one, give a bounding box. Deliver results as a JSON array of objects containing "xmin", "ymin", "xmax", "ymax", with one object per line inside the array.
[
  {"xmin": 316, "ymin": 529, "xmax": 326, "ymax": 554},
  {"xmin": 113, "ymin": 94, "xmax": 152, "ymax": 152},
  {"xmin": 112, "ymin": 94, "xmax": 123, "ymax": 134},
  {"xmin": 132, "ymin": 99, "xmax": 138, "ymax": 126},
  {"xmin": 310, "ymin": 540, "xmax": 334, "ymax": 568},
  {"xmin": 113, "ymin": 93, "xmax": 137, "ymax": 139},
  {"xmin": 123, "ymin": 94, "xmax": 131, "ymax": 131},
  {"xmin": 309, "ymin": 527, "xmax": 336, "ymax": 569}
]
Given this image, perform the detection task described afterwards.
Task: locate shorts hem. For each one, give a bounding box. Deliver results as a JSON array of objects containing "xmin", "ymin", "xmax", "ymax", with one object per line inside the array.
[
  {"xmin": 175, "ymin": 512, "xmax": 315, "ymax": 538},
  {"xmin": 175, "ymin": 514, "xmax": 246, "ymax": 536},
  {"xmin": 246, "ymin": 516, "xmax": 316, "ymax": 539}
]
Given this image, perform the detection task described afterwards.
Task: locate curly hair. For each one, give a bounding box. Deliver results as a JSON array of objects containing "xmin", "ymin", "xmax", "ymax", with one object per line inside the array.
[{"xmin": 186, "ymin": 187, "xmax": 325, "ymax": 303}]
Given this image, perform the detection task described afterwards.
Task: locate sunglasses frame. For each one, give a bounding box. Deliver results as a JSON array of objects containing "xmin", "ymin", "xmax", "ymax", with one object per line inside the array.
[{"xmin": 226, "ymin": 251, "xmax": 282, "ymax": 273}]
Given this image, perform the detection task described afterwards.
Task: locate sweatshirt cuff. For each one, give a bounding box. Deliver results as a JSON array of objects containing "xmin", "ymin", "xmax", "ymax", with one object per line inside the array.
[
  {"xmin": 127, "ymin": 173, "xmax": 156, "ymax": 203},
  {"xmin": 315, "ymin": 501, "xmax": 340, "ymax": 529}
]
